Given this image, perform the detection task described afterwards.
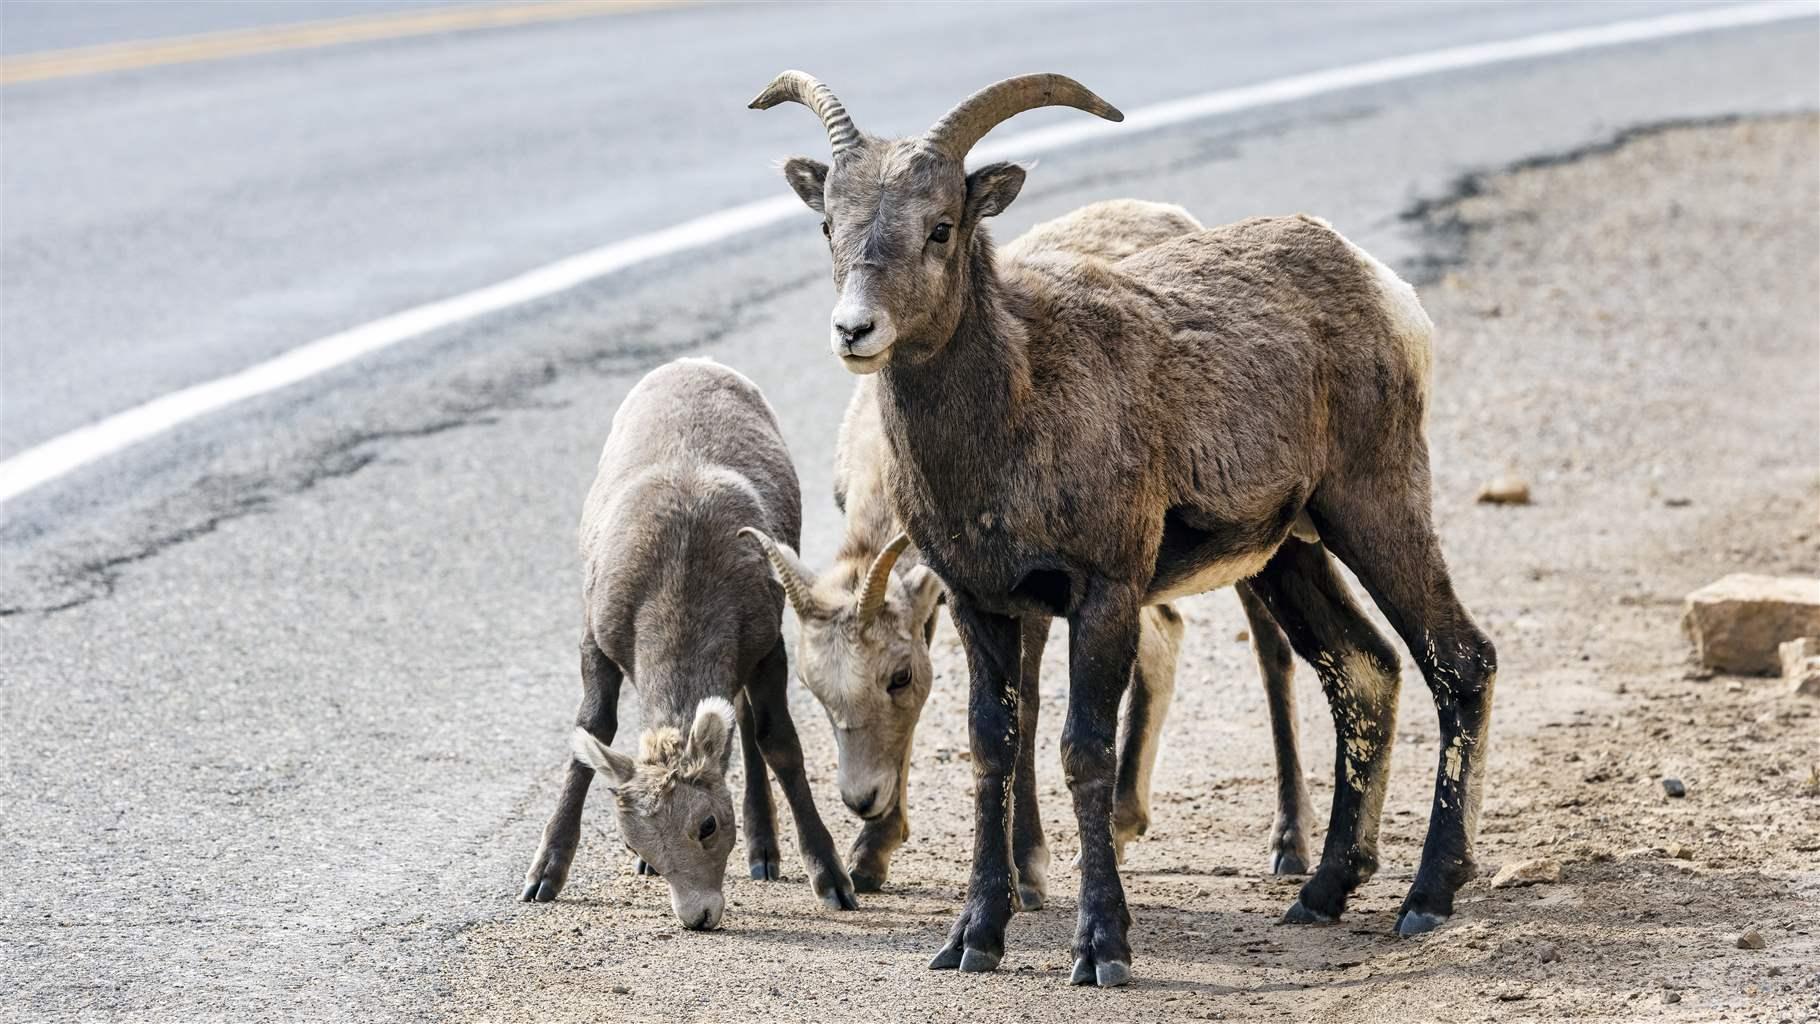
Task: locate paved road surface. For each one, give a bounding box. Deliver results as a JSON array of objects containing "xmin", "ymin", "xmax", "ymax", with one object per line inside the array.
[{"xmin": 1, "ymin": 2, "xmax": 1814, "ymax": 1020}]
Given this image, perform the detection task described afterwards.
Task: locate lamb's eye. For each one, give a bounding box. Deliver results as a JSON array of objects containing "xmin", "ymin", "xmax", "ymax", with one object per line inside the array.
[
  {"xmin": 928, "ymin": 223, "xmax": 951, "ymax": 244},
  {"xmin": 697, "ymin": 816, "xmax": 717, "ymax": 842},
  {"xmin": 821, "ymin": 220, "xmax": 832, "ymax": 238},
  {"xmin": 887, "ymin": 669, "xmax": 912, "ymax": 693}
]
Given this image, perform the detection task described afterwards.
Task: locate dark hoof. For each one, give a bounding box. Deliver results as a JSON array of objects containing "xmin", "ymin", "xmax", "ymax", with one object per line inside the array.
[
  {"xmin": 1269, "ymin": 849, "xmax": 1310, "ymax": 875},
  {"xmin": 928, "ymin": 944, "xmax": 964, "ymax": 971},
  {"xmin": 634, "ymin": 857, "xmax": 659, "ymax": 877},
  {"xmin": 1071, "ymin": 957, "xmax": 1130, "ymax": 987},
  {"xmin": 959, "ymin": 948, "xmax": 1001, "ymax": 973},
  {"xmin": 1016, "ymin": 882, "xmax": 1045, "ymax": 912},
  {"xmin": 1280, "ymin": 900, "xmax": 1334, "ymax": 925},
  {"xmin": 816, "ymin": 876, "xmax": 859, "ymax": 911},
  {"xmin": 1395, "ymin": 909, "xmax": 1448, "ymax": 936},
  {"xmin": 749, "ymin": 859, "xmax": 781, "ymax": 881},
  {"xmin": 522, "ymin": 846, "xmax": 570, "ymax": 903},
  {"xmin": 850, "ymin": 869, "xmax": 885, "ymax": 893}
]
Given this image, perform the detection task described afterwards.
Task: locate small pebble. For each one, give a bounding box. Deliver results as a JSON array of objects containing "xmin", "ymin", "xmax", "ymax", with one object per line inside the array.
[
  {"xmin": 1661, "ymin": 777, "xmax": 1687, "ymax": 798},
  {"xmin": 1476, "ymin": 475, "xmax": 1531, "ymax": 505},
  {"xmin": 1662, "ymin": 991, "xmax": 1681, "ymax": 1004},
  {"xmin": 610, "ymin": 985, "xmax": 631, "ymax": 995},
  {"xmin": 1234, "ymin": 629, "xmax": 1250, "ymax": 643},
  {"xmin": 1536, "ymin": 942, "xmax": 1561, "ymax": 963},
  {"xmin": 1735, "ymin": 929, "xmax": 1766, "ymax": 950}
]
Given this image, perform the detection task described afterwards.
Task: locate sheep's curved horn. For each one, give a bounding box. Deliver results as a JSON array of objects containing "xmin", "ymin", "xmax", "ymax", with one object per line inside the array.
[
  {"xmin": 856, "ymin": 532, "xmax": 911, "ymax": 621},
  {"xmin": 739, "ymin": 527, "xmax": 821, "ymax": 619},
  {"xmin": 748, "ymin": 70, "xmax": 863, "ymax": 156},
  {"xmin": 924, "ymin": 73, "xmax": 1122, "ymax": 160}
]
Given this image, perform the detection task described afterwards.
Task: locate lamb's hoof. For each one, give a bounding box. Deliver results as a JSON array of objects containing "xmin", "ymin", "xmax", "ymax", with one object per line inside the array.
[
  {"xmin": 849, "ymin": 869, "xmax": 885, "ymax": 893},
  {"xmin": 1070, "ymin": 957, "xmax": 1131, "ymax": 988},
  {"xmin": 1280, "ymin": 900, "xmax": 1334, "ymax": 925},
  {"xmin": 521, "ymin": 877, "xmax": 559, "ymax": 903},
  {"xmin": 749, "ymin": 858, "xmax": 781, "ymax": 881},
  {"xmin": 928, "ymin": 945, "xmax": 963, "ymax": 970},
  {"xmin": 1269, "ymin": 849, "xmax": 1310, "ymax": 875},
  {"xmin": 1016, "ymin": 882, "xmax": 1045, "ymax": 912},
  {"xmin": 634, "ymin": 857, "xmax": 659, "ymax": 877},
  {"xmin": 1395, "ymin": 909, "xmax": 1448, "ymax": 936},
  {"xmin": 815, "ymin": 873, "xmax": 859, "ymax": 911},
  {"xmin": 959, "ymin": 948, "xmax": 1001, "ymax": 973}
]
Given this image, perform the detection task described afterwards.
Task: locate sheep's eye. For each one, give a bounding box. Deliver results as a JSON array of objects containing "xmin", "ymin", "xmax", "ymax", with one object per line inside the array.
[
  {"xmin": 888, "ymin": 669, "xmax": 912, "ymax": 693},
  {"xmin": 821, "ymin": 220, "xmax": 832, "ymax": 238},
  {"xmin": 928, "ymin": 223, "xmax": 951, "ymax": 244},
  {"xmin": 697, "ymin": 816, "xmax": 717, "ymax": 842}
]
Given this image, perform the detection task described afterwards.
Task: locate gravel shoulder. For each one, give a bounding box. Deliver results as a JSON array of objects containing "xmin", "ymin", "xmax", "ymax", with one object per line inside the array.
[{"xmin": 446, "ymin": 116, "xmax": 1820, "ymax": 1023}]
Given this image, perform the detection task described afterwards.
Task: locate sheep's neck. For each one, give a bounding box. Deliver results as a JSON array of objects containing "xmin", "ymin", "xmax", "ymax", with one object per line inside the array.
[{"xmin": 877, "ymin": 237, "xmax": 1030, "ymax": 516}]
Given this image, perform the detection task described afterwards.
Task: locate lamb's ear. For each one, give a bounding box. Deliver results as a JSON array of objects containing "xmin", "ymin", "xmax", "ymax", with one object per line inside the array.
[
  {"xmin": 687, "ymin": 697, "xmax": 737, "ymax": 771},
  {"xmin": 902, "ymin": 565, "xmax": 945, "ymax": 646},
  {"xmin": 964, "ymin": 162, "xmax": 1026, "ymax": 222},
  {"xmin": 782, "ymin": 157, "xmax": 828, "ymax": 214},
  {"xmin": 571, "ymin": 728, "xmax": 636, "ymax": 790}
]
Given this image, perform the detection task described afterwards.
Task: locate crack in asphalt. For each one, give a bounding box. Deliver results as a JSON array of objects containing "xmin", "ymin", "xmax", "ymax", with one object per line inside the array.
[{"xmin": 0, "ymin": 271, "xmax": 821, "ymax": 618}]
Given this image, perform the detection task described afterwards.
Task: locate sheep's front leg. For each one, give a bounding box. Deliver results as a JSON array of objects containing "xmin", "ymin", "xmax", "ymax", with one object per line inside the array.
[
  {"xmin": 928, "ymin": 601, "xmax": 1023, "ymax": 973},
  {"xmin": 1064, "ymin": 584, "xmax": 1141, "ymax": 987},
  {"xmin": 744, "ymin": 638, "xmax": 857, "ymax": 910},
  {"xmin": 1011, "ymin": 615, "xmax": 1052, "ymax": 911},
  {"xmin": 847, "ymin": 773, "xmax": 909, "ymax": 892},
  {"xmin": 522, "ymin": 637, "xmax": 622, "ymax": 902},
  {"xmin": 736, "ymin": 692, "xmax": 783, "ymax": 881}
]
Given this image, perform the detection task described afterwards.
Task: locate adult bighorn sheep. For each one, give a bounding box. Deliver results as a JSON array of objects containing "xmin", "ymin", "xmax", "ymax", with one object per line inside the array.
[
  {"xmin": 741, "ymin": 200, "xmax": 1316, "ymax": 900},
  {"xmin": 753, "ymin": 72, "xmax": 1497, "ymax": 985},
  {"xmin": 520, "ymin": 357, "xmax": 856, "ymax": 930}
]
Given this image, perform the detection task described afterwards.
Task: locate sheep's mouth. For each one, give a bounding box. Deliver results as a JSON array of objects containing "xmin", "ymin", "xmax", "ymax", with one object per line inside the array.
[{"xmin": 839, "ymin": 350, "xmax": 887, "ymax": 374}]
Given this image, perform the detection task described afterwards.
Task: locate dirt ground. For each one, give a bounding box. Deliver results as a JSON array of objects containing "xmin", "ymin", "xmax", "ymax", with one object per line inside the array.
[{"xmin": 444, "ymin": 116, "xmax": 1820, "ymax": 1023}]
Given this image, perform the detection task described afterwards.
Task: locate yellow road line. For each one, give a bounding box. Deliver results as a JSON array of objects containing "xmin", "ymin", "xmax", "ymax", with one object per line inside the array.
[{"xmin": 0, "ymin": 1, "xmax": 675, "ymax": 85}]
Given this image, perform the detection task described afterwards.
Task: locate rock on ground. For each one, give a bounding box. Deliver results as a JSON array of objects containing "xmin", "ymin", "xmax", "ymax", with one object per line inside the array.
[
  {"xmin": 1778, "ymin": 636, "xmax": 1820, "ymax": 697},
  {"xmin": 1682, "ymin": 574, "xmax": 1820, "ymax": 675},
  {"xmin": 1491, "ymin": 858, "xmax": 1563, "ymax": 888}
]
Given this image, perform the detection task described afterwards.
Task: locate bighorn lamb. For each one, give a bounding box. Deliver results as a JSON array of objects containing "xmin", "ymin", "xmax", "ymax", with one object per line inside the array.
[
  {"xmin": 741, "ymin": 200, "xmax": 1315, "ymax": 901},
  {"xmin": 520, "ymin": 357, "xmax": 856, "ymax": 930},
  {"xmin": 754, "ymin": 72, "xmax": 1498, "ymax": 985}
]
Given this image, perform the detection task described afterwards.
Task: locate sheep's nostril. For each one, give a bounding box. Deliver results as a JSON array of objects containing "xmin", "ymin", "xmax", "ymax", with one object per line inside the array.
[
  {"xmin": 690, "ymin": 909, "xmax": 713, "ymax": 930},
  {"xmin": 837, "ymin": 320, "xmax": 875, "ymax": 346},
  {"xmin": 846, "ymin": 787, "xmax": 880, "ymax": 817}
]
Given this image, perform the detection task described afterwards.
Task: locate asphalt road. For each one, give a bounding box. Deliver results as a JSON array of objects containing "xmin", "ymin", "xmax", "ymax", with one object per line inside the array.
[{"xmin": 1, "ymin": 2, "xmax": 1815, "ymax": 1020}]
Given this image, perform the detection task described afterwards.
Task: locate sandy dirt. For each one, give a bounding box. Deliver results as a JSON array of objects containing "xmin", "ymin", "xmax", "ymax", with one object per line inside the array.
[{"xmin": 445, "ymin": 116, "xmax": 1820, "ymax": 1023}]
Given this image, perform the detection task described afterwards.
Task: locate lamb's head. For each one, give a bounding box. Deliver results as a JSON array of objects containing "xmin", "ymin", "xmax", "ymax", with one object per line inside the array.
[
  {"xmin": 570, "ymin": 698, "xmax": 738, "ymax": 931},
  {"xmin": 751, "ymin": 71, "xmax": 1122, "ymax": 372},
  {"xmin": 741, "ymin": 528, "xmax": 942, "ymax": 823}
]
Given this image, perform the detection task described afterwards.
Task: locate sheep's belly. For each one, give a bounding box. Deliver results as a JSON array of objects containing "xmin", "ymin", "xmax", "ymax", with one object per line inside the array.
[{"xmin": 1146, "ymin": 544, "xmax": 1278, "ymax": 605}]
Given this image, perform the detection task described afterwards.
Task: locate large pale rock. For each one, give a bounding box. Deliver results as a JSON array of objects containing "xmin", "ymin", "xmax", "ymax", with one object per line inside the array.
[
  {"xmin": 1490, "ymin": 857, "xmax": 1562, "ymax": 888},
  {"xmin": 1780, "ymin": 637, "xmax": 1820, "ymax": 698},
  {"xmin": 1681, "ymin": 574, "xmax": 1820, "ymax": 675}
]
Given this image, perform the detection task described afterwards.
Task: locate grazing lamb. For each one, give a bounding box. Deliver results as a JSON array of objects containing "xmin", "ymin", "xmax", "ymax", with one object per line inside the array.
[
  {"xmin": 754, "ymin": 72, "xmax": 1497, "ymax": 985},
  {"xmin": 741, "ymin": 200, "xmax": 1315, "ymax": 901},
  {"xmin": 520, "ymin": 357, "xmax": 856, "ymax": 930}
]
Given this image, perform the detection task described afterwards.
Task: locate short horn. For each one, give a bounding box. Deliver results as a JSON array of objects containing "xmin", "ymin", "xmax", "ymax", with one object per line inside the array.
[
  {"xmin": 749, "ymin": 70, "xmax": 863, "ymax": 156},
  {"xmin": 856, "ymin": 532, "xmax": 911, "ymax": 621},
  {"xmin": 924, "ymin": 73, "xmax": 1122, "ymax": 160},
  {"xmin": 739, "ymin": 527, "xmax": 820, "ymax": 619}
]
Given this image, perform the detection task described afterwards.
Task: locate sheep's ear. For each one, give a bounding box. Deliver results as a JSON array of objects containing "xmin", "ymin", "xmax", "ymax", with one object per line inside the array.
[
  {"xmin": 964, "ymin": 162, "xmax": 1026, "ymax": 222},
  {"xmin": 687, "ymin": 697, "xmax": 736, "ymax": 771},
  {"xmin": 782, "ymin": 157, "xmax": 828, "ymax": 214},
  {"xmin": 571, "ymin": 728, "xmax": 636, "ymax": 790},
  {"xmin": 903, "ymin": 565, "xmax": 945, "ymax": 645}
]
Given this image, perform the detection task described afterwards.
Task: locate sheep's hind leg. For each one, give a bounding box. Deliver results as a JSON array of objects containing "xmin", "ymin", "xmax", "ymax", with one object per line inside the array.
[
  {"xmin": 1011, "ymin": 615, "xmax": 1051, "ymax": 911},
  {"xmin": 522, "ymin": 636, "xmax": 623, "ymax": 902},
  {"xmin": 1309, "ymin": 477, "xmax": 1496, "ymax": 937},
  {"xmin": 1110, "ymin": 604, "xmax": 1182, "ymax": 863},
  {"xmin": 1237, "ymin": 582, "xmax": 1315, "ymax": 875},
  {"xmin": 1245, "ymin": 539, "xmax": 1401, "ymax": 924},
  {"xmin": 736, "ymin": 692, "xmax": 783, "ymax": 881},
  {"xmin": 929, "ymin": 602, "xmax": 1024, "ymax": 973},
  {"xmin": 745, "ymin": 638, "xmax": 858, "ymax": 911}
]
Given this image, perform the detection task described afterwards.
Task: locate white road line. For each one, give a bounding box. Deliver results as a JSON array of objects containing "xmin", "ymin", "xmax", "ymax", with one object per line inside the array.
[{"xmin": 1, "ymin": 0, "xmax": 1810, "ymax": 504}]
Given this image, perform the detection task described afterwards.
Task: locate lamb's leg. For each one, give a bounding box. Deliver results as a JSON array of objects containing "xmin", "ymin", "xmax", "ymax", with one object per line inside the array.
[
  {"xmin": 1111, "ymin": 603, "xmax": 1182, "ymax": 863},
  {"xmin": 744, "ymin": 637, "xmax": 858, "ymax": 911},
  {"xmin": 1237, "ymin": 582, "xmax": 1315, "ymax": 875},
  {"xmin": 1063, "ymin": 582, "xmax": 1142, "ymax": 988},
  {"xmin": 1011, "ymin": 614, "xmax": 1051, "ymax": 911},
  {"xmin": 847, "ymin": 785, "xmax": 908, "ymax": 893},
  {"xmin": 522, "ymin": 636, "xmax": 622, "ymax": 902},
  {"xmin": 1248, "ymin": 539, "xmax": 1401, "ymax": 923},
  {"xmin": 1309, "ymin": 472, "xmax": 1496, "ymax": 936},
  {"xmin": 736, "ymin": 692, "xmax": 783, "ymax": 881},
  {"xmin": 928, "ymin": 601, "xmax": 1023, "ymax": 973}
]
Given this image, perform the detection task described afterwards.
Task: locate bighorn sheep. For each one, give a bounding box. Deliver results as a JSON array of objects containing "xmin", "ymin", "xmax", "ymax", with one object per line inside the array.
[
  {"xmin": 754, "ymin": 72, "xmax": 1498, "ymax": 985},
  {"xmin": 520, "ymin": 357, "xmax": 856, "ymax": 929},
  {"xmin": 742, "ymin": 200, "xmax": 1315, "ymax": 901}
]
